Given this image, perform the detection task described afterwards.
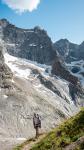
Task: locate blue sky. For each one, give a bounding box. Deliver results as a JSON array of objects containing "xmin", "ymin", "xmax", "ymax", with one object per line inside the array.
[{"xmin": 0, "ymin": 0, "xmax": 84, "ymax": 44}]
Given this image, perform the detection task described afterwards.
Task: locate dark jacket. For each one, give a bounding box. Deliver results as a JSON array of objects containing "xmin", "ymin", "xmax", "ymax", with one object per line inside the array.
[{"xmin": 33, "ymin": 115, "xmax": 41, "ymax": 128}]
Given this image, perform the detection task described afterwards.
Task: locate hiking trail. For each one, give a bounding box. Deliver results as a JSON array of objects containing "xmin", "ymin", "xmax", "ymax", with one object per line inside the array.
[{"xmin": 16, "ymin": 134, "xmax": 45, "ymax": 150}]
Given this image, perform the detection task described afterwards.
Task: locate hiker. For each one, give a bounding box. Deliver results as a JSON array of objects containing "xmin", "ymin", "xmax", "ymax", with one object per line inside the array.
[{"xmin": 33, "ymin": 113, "xmax": 41, "ymax": 138}]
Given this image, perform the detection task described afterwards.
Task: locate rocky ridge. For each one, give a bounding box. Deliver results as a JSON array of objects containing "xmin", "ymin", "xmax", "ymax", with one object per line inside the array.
[{"xmin": 0, "ymin": 19, "xmax": 56, "ymax": 64}]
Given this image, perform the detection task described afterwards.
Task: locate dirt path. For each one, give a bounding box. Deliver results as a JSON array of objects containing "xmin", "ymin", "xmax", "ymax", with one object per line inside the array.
[{"xmin": 22, "ymin": 134, "xmax": 45, "ymax": 150}]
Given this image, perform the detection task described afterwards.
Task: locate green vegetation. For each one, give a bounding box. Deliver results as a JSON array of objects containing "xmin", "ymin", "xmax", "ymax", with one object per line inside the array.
[{"xmin": 31, "ymin": 108, "xmax": 84, "ymax": 150}]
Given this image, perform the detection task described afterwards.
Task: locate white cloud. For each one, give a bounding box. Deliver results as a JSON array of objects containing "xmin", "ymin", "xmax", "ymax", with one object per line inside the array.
[{"xmin": 2, "ymin": 0, "xmax": 41, "ymax": 13}]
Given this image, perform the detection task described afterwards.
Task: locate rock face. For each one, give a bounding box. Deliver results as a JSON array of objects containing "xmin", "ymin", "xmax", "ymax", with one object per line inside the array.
[
  {"xmin": 0, "ymin": 45, "xmax": 12, "ymax": 88},
  {"xmin": 52, "ymin": 59, "xmax": 79, "ymax": 86},
  {"xmin": 0, "ymin": 19, "xmax": 56, "ymax": 64},
  {"xmin": 54, "ymin": 39, "xmax": 84, "ymax": 63}
]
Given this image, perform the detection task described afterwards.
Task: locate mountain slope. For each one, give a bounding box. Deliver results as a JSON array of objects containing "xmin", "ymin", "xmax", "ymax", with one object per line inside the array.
[
  {"xmin": 0, "ymin": 50, "xmax": 82, "ymax": 150},
  {"xmin": 30, "ymin": 108, "xmax": 84, "ymax": 150}
]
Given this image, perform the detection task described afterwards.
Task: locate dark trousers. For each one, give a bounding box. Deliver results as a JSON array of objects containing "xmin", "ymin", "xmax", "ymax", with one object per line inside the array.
[{"xmin": 35, "ymin": 126, "xmax": 39, "ymax": 138}]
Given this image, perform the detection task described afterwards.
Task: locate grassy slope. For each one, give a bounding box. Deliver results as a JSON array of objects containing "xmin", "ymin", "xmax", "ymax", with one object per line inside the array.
[{"xmin": 31, "ymin": 108, "xmax": 84, "ymax": 150}]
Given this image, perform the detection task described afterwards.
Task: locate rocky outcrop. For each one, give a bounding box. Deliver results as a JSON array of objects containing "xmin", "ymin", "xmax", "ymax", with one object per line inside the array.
[
  {"xmin": 52, "ymin": 59, "xmax": 79, "ymax": 86},
  {"xmin": 64, "ymin": 136, "xmax": 84, "ymax": 150}
]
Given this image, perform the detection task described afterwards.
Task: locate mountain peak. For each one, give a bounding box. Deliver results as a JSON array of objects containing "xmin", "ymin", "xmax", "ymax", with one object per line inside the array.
[
  {"xmin": 0, "ymin": 18, "xmax": 9, "ymax": 27},
  {"xmin": 56, "ymin": 38, "xmax": 70, "ymax": 44},
  {"xmin": 80, "ymin": 41, "xmax": 84, "ymax": 46},
  {"xmin": 34, "ymin": 26, "xmax": 43, "ymax": 31}
]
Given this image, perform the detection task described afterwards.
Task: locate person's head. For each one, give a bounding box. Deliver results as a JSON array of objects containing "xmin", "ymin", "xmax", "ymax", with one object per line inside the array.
[
  {"xmin": 34, "ymin": 113, "xmax": 36, "ymax": 117},
  {"xmin": 37, "ymin": 114, "xmax": 39, "ymax": 118}
]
